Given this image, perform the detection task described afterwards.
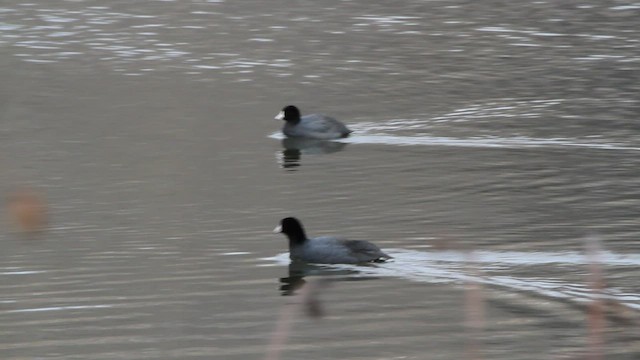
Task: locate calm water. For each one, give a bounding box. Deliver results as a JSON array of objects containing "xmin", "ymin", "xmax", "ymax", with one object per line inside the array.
[{"xmin": 1, "ymin": 1, "xmax": 639, "ymax": 359}]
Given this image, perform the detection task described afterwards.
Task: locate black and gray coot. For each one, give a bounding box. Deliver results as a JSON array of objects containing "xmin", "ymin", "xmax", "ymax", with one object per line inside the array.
[
  {"xmin": 275, "ymin": 105, "xmax": 352, "ymax": 140},
  {"xmin": 274, "ymin": 217, "xmax": 391, "ymax": 264}
]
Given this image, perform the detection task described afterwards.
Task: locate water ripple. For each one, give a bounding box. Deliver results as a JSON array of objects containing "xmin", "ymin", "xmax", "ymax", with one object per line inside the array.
[
  {"xmin": 265, "ymin": 248, "xmax": 640, "ymax": 309},
  {"xmin": 342, "ymin": 134, "xmax": 640, "ymax": 151},
  {"xmin": 3, "ymin": 0, "xmax": 636, "ymax": 85}
]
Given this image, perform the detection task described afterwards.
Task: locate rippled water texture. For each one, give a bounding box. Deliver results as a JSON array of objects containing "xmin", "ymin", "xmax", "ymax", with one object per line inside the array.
[{"xmin": 1, "ymin": 1, "xmax": 640, "ymax": 359}]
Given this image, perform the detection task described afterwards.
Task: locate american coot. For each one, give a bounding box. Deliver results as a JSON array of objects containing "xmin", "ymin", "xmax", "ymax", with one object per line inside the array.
[
  {"xmin": 275, "ymin": 105, "xmax": 352, "ymax": 140},
  {"xmin": 274, "ymin": 217, "xmax": 391, "ymax": 264}
]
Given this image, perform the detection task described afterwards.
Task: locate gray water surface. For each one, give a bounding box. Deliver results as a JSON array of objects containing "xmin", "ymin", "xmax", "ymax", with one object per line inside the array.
[{"xmin": 1, "ymin": 1, "xmax": 639, "ymax": 359}]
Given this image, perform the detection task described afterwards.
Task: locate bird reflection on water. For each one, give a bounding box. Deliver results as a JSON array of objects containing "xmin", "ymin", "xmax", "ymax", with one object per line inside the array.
[
  {"xmin": 277, "ymin": 138, "xmax": 348, "ymax": 170},
  {"xmin": 279, "ymin": 260, "xmax": 381, "ymax": 296}
]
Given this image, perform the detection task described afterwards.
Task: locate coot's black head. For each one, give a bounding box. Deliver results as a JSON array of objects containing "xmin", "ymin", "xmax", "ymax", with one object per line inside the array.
[
  {"xmin": 274, "ymin": 217, "xmax": 307, "ymax": 245},
  {"xmin": 275, "ymin": 105, "xmax": 302, "ymax": 124}
]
